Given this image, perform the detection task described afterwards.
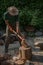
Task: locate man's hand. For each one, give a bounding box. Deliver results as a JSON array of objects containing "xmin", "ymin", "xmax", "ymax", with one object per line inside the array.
[{"xmin": 5, "ymin": 20, "xmax": 24, "ymax": 41}]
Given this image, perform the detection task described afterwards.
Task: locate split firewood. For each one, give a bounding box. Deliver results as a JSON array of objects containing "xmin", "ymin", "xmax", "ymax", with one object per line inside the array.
[
  {"xmin": 3, "ymin": 54, "xmax": 11, "ymax": 60},
  {"xmin": 1, "ymin": 60, "xmax": 14, "ymax": 65},
  {"xmin": 0, "ymin": 54, "xmax": 11, "ymax": 62},
  {"xmin": 14, "ymin": 59, "xmax": 25, "ymax": 65}
]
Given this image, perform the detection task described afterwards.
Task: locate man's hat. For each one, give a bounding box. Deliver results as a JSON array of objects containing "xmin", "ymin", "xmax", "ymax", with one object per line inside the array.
[{"xmin": 7, "ymin": 6, "xmax": 19, "ymax": 16}]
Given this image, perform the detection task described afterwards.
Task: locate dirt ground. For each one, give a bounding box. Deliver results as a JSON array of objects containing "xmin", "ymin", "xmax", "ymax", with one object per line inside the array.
[{"xmin": 0, "ymin": 37, "xmax": 43, "ymax": 65}]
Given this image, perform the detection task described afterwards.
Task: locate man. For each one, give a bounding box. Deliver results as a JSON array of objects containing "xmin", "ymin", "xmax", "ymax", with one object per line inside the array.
[{"xmin": 3, "ymin": 6, "xmax": 20, "ymax": 53}]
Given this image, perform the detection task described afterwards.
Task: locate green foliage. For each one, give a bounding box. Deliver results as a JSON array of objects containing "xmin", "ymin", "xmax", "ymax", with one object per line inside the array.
[
  {"xmin": 19, "ymin": 9, "xmax": 32, "ymax": 26},
  {"xmin": 0, "ymin": 0, "xmax": 43, "ymax": 29}
]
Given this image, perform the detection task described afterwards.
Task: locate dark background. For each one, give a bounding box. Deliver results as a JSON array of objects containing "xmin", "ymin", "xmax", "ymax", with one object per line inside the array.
[{"xmin": 0, "ymin": 0, "xmax": 43, "ymax": 30}]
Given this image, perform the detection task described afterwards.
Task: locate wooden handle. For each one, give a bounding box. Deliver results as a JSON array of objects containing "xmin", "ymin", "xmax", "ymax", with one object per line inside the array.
[
  {"xmin": 12, "ymin": 30, "xmax": 23, "ymax": 40},
  {"xmin": 8, "ymin": 25, "xmax": 24, "ymax": 41}
]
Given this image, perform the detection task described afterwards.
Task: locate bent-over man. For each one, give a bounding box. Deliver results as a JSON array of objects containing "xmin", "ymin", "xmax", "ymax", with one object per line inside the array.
[{"xmin": 3, "ymin": 6, "xmax": 20, "ymax": 53}]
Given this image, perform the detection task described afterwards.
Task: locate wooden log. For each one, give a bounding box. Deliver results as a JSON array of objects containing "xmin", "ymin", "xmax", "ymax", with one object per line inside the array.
[
  {"xmin": 15, "ymin": 60, "xmax": 25, "ymax": 65},
  {"xmin": 25, "ymin": 47, "xmax": 32, "ymax": 60},
  {"xmin": 19, "ymin": 46, "xmax": 32, "ymax": 60},
  {"xmin": 1, "ymin": 60, "xmax": 14, "ymax": 65},
  {"xmin": 12, "ymin": 55, "xmax": 20, "ymax": 61},
  {"xmin": 0, "ymin": 54, "xmax": 11, "ymax": 63},
  {"xmin": 21, "ymin": 39, "xmax": 29, "ymax": 47},
  {"xmin": 3, "ymin": 54, "xmax": 11, "ymax": 60},
  {"xmin": 39, "ymin": 43, "xmax": 43, "ymax": 50},
  {"xmin": 34, "ymin": 42, "xmax": 43, "ymax": 50}
]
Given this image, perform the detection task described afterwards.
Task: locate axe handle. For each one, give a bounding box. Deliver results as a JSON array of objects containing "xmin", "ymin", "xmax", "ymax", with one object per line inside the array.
[
  {"xmin": 12, "ymin": 30, "xmax": 23, "ymax": 40},
  {"xmin": 8, "ymin": 25, "xmax": 24, "ymax": 41}
]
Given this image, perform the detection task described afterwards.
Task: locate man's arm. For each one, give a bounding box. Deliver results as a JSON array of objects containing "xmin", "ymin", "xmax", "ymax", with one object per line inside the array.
[
  {"xmin": 5, "ymin": 20, "xmax": 13, "ymax": 32},
  {"xmin": 5, "ymin": 20, "xmax": 20, "ymax": 35},
  {"xmin": 16, "ymin": 21, "xmax": 19, "ymax": 34}
]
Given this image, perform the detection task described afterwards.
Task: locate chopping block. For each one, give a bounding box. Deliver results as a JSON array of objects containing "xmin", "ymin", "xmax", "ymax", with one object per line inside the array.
[{"xmin": 19, "ymin": 46, "xmax": 32, "ymax": 61}]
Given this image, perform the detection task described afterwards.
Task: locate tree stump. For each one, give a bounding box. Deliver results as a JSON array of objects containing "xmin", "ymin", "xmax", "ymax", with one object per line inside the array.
[{"xmin": 19, "ymin": 46, "xmax": 32, "ymax": 60}]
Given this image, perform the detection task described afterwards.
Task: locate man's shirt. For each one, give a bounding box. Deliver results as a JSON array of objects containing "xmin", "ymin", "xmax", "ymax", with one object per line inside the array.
[{"xmin": 3, "ymin": 11, "xmax": 19, "ymax": 27}]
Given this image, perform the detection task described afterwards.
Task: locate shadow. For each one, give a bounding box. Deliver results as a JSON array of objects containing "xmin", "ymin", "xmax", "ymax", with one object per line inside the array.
[
  {"xmin": 8, "ymin": 47, "xmax": 19, "ymax": 50},
  {"xmin": 32, "ymin": 54, "xmax": 43, "ymax": 63},
  {"xmin": 29, "ymin": 62, "xmax": 34, "ymax": 65}
]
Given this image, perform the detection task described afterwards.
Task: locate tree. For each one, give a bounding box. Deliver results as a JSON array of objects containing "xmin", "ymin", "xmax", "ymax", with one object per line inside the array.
[{"xmin": 0, "ymin": 0, "xmax": 43, "ymax": 29}]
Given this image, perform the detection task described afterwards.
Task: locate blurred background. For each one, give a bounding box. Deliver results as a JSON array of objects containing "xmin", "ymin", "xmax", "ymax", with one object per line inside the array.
[{"xmin": 0, "ymin": 0, "xmax": 43, "ymax": 37}]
